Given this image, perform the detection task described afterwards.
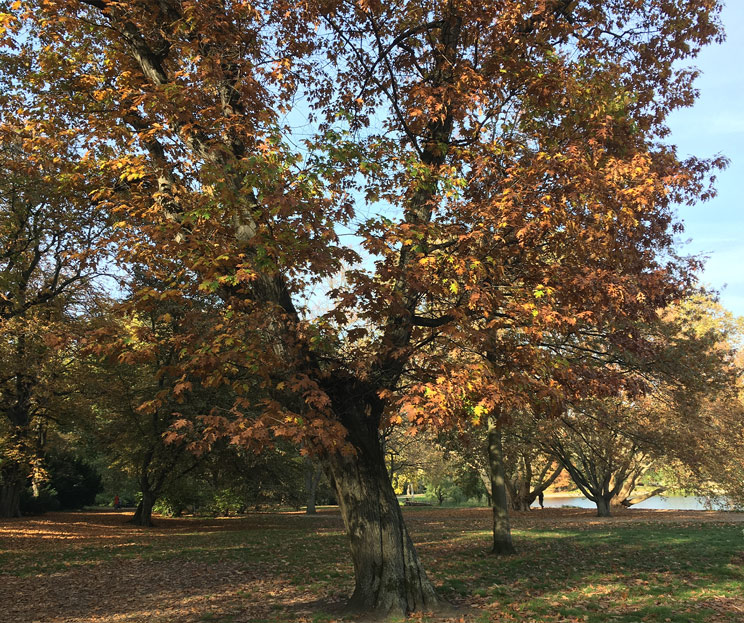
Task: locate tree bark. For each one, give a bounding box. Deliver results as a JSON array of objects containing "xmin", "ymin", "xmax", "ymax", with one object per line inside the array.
[
  {"xmin": 595, "ymin": 496, "xmax": 612, "ymax": 517},
  {"xmin": 304, "ymin": 457, "xmax": 322, "ymax": 515},
  {"xmin": 509, "ymin": 486, "xmax": 533, "ymax": 511},
  {"xmin": 322, "ymin": 381, "xmax": 440, "ymax": 618},
  {"xmin": 0, "ymin": 480, "xmax": 23, "ymax": 518},
  {"xmin": 130, "ymin": 489, "xmax": 156, "ymax": 526},
  {"xmin": 326, "ymin": 450, "xmax": 439, "ymax": 616},
  {"xmin": 622, "ymin": 487, "xmax": 667, "ymax": 508},
  {"xmin": 487, "ymin": 417, "xmax": 516, "ymax": 555}
]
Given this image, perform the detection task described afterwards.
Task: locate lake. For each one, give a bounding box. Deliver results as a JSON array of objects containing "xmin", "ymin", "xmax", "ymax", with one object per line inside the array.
[{"xmin": 537, "ymin": 494, "xmax": 726, "ymax": 511}]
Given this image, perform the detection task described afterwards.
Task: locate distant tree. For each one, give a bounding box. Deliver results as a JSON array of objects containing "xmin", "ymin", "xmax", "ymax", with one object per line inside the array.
[
  {"xmin": 546, "ymin": 399, "xmax": 658, "ymax": 517},
  {"xmin": 84, "ymin": 280, "xmax": 217, "ymax": 526},
  {"xmin": 452, "ymin": 415, "xmax": 563, "ymax": 511},
  {"xmin": 0, "ymin": 136, "xmax": 106, "ymax": 516},
  {"xmin": 546, "ymin": 296, "xmax": 741, "ymax": 516}
]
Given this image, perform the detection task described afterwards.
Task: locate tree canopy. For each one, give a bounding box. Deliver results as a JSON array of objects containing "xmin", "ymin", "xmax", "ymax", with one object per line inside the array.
[{"xmin": 0, "ymin": 0, "xmax": 731, "ymax": 616}]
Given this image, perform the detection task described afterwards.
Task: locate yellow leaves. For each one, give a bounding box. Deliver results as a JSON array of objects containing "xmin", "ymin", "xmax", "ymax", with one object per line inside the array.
[
  {"xmin": 533, "ymin": 284, "xmax": 554, "ymax": 300},
  {"xmin": 0, "ymin": 12, "xmax": 16, "ymax": 39},
  {"xmin": 119, "ymin": 168, "xmax": 145, "ymax": 182},
  {"xmin": 472, "ymin": 403, "xmax": 487, "ymax": 425}
]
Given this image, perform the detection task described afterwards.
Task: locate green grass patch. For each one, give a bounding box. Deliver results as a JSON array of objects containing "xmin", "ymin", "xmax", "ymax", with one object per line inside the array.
[{"xmin": 2, "ymin": 509, "xmax": 743, "ymax": 622}]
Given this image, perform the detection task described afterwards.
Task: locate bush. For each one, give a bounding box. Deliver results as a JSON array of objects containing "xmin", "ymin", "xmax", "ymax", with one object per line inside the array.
[
  {"xmin": 46, "ymin": 453, "xmax": 103, "ymax": 509},
  {"xmin": 20, "ymin": 486, "xmax": 61, "ymax": 515}
]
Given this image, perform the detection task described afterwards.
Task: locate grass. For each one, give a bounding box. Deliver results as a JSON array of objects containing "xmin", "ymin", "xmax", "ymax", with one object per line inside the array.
[{"xmin": 1, "ymin": 507, "xmax": 743, "ymax": 622}]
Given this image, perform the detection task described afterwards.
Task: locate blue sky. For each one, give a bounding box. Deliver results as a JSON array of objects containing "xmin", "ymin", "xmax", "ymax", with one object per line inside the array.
[{"xmin": 668, "ymin": 1, "xmax": 744, "ymax": 317}]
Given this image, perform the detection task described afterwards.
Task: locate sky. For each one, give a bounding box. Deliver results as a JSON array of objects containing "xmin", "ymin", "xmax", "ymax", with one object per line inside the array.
[{"xmin": 667, "ymin": 1, "xmax": 744, "ymax": 317}]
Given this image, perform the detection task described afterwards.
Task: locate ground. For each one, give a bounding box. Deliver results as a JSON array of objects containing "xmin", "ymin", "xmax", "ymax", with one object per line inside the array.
[{"xmin": 1, "ymin": 507, "xmax": 743, "ymax": 623}]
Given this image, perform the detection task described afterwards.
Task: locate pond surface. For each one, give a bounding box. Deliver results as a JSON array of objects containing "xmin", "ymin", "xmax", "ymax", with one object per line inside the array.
[{"xmin": 536, "ymin": 494, "xmax": 726, "ymax": 511}]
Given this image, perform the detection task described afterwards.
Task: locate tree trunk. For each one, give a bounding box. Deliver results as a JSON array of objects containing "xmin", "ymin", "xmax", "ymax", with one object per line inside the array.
[
  {"xmin": 326, "ymin": 448, "xmax": 439, "ymax": 616},
  {"xmin": 595, "ymin": 496, "xmax": 612, "ymax": 517},
  {"xmin": 130, "ymin": 489, "xmax": 156, "ymax": 526},
  {"xmin": 510, "ymin": 489, "xmax": 532, "ymax": 511},
  {"xmin": 487, "ymin": 417, "xmax": 516, "ymax": 555},
  {"xmin": 322, "ymin": 381, "xmax": 440, "ymax": 618},
  {"xmin": 0, "ymin": 480, "xmax": 23, "ymax": 518},
  {"xmin": 622, "ymin": 487, "xmax": 667, "ymax": 508},
  {"xmin": 610, "ymin": 473, "xmax": 637, "ymax": 508},
  {"xmin": 304, "ymin": 457, "xmax": 321, "ymax": 515}
]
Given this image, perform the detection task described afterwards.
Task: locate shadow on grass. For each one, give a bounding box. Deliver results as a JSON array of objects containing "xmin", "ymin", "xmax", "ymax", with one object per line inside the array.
[
  {"xmin": 419, "ymin": 520, "xmax": 744, "ymax": 623},
  {"xmin": 2, "ymin": 508, "xmax": 743, "ymax": 622}
]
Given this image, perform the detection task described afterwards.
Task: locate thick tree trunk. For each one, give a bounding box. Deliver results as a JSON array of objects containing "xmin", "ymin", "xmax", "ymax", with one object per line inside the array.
[
  {"xmin": 510, "ymin": 490, "xmax": 533, "ymax": 511},
  {"xmin": 595, "ymin": 496, "xmax": 612, "ymax": 517},
  {"xmin": 130, "ymin": 489, "xmax": 156, "ymax": 526},
  {"xmin": 505, "ymin": 474, "xmax": 532, "ymax": 511},
  {"xmin": 322, "ymin": 380, "xmax": 440, "ymax": 618},
  {"xmin": 327, "ymin": 449, "xmax": 439, "ymax": 616},
  {"xmin": 0, "ymin": 480, "xmax": 23, "ymax": 518},
  {"xmin": 487, "ymin": 418, "xmax": 516, "ymax": 555}
]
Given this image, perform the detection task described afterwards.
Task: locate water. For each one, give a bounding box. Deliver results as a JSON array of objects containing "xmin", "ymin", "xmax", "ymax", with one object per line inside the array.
[{"xmin": 536, "ymin": 494, "xmax": 725, "ymax": 511}]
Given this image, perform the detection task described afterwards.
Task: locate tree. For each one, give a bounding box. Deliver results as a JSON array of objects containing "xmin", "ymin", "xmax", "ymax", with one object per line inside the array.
[
  {"xmin": 503, "ymin": 426, "xmax": 563, "ymax": 512},
  {"xmin": 651, "ymin": 300, "xmax": 744, "ymax": 508},
  {"xmin": 303, "ymin": 455, "xmax": 324, "ymax": 514},
  {"xmin": 45, "ymin": 451, "xmax": 103, "ymax": 510},
  {"xmin": 0, "ymin": 134, "xmax": 106, "ymax": 516},
  {"xmin": 546, "ymin": 399, "xmax": 657, "ymax": 517},
  {"xmin": 545, "ymin": 296, "xmax": 742, "ymax": 517},
  {"xmin": 486, "ymin": 416, "xmax": 516, "ymax": 554},
  {"xmin": 2, "ymin": 0, "xmax": 725, "ymax": 615},
  {"xmin": 451, "ymin": 414, "xmax": 563, "ymax": 511},
  {"xmin": 83, "ymin": 283, "xmax": 221, "ymax": 526}
]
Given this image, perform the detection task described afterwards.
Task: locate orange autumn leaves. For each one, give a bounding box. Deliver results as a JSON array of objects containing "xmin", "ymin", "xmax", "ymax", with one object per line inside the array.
[{"xmin": 0, "ymin": 0, "xmax": 728, "ymax": 452}]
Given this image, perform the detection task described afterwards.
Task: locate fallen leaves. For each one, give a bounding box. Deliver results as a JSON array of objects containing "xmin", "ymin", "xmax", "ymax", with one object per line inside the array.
[{"xmin": 3, "ymin": 508, "xmax": 744, "ymax": 622}]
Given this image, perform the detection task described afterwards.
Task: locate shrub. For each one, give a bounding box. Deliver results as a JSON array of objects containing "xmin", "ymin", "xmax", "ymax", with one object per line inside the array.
[
  {"xmin": 46, "ymin": 453, "xmax": 103, "ymax": 509},
  {"xmin": 20, "ymin": 486, "xmax": 60, "ymax": 514}
]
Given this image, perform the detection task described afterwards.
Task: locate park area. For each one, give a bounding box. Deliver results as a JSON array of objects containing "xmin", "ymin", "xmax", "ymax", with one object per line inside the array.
[
  {"xmin": 3, "ymin": 1, "xmax": 744, "ymax": 621},
  {"xmin": 3, "ymin": 507, "xmax": 744, "ymax": 623}
]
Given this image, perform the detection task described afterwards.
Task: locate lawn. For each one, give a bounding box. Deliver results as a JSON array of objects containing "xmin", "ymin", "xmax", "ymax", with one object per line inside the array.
[{"xmin": 1, "ymin": 507, "xmax": 743, "ymax": 622}]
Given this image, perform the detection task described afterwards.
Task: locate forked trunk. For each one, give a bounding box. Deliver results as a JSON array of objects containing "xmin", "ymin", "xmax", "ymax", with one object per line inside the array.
[
  {"xmin": 595, "ymin": 496, "xmax": 612, "ymax": 517},
  {"xmin": 0, "ymin": 480, "xmax": 23, "ymax": 518},
  {"xmin": 323, "ymin": 381, "xmax": 440, "ymax": 618},
  {"xmin": 510, "ymin": 491, "xmax": 533, "ymax": 512},
  {"xmin": 488, "ymin": 417, "xmax": 516, "ymax": 555},
  {"xmin": 130, "ymin": 490, "xmax": 156, "ymax": 526}
]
